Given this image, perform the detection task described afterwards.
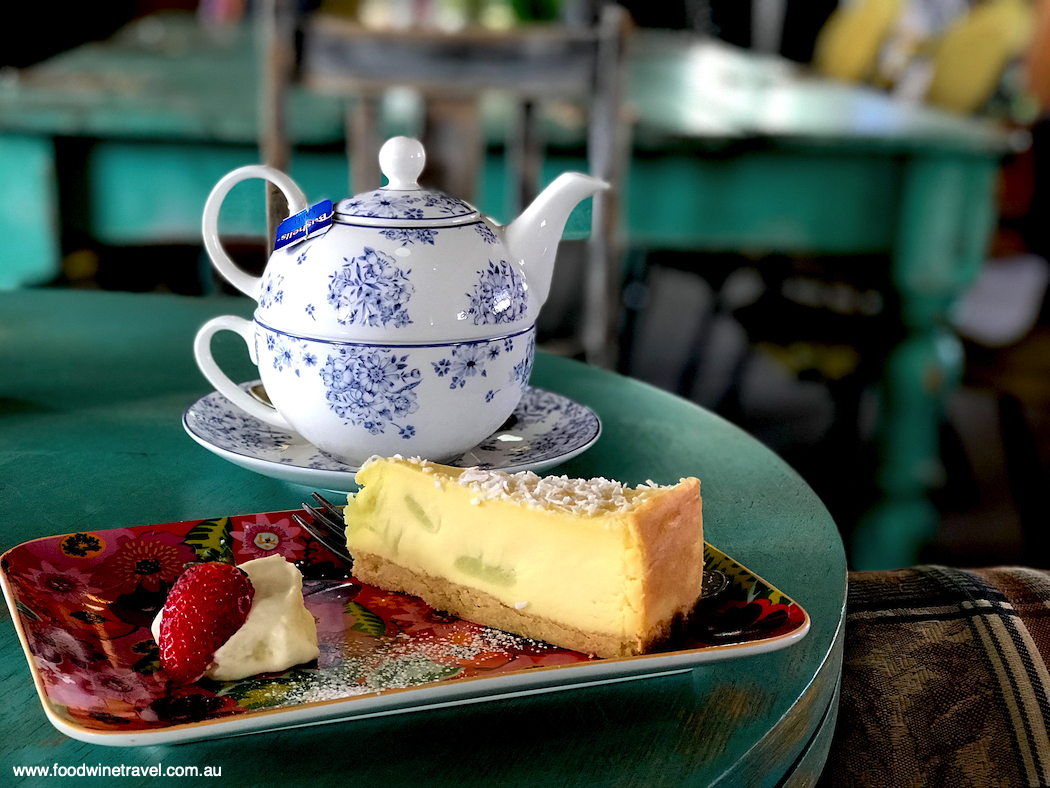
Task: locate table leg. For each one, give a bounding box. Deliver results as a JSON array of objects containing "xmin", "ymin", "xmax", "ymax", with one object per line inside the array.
[{"xmin": 851, "ymin": 154, "xmax": 998, "ymax": 569}]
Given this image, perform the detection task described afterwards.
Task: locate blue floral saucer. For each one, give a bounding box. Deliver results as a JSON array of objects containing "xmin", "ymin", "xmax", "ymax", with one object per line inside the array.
[{"xmin": 183, "ymin": 383, "xmax": 602, "ymax": 491}]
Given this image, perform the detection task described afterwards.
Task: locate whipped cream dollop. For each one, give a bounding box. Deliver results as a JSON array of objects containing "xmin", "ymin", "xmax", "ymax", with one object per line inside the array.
[{"xmin": 152, "ymin": 555, "xmax": 319, "ymax": 682}]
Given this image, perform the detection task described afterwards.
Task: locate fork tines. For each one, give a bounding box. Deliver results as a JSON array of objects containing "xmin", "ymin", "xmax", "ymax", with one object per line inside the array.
[
  {"xmin": 311, "ymin": 492, "xmax": 346, "ymax": 530},
  {"xmin": 295, "ymin": 492, "xmax": 352, "ymax": 564}
]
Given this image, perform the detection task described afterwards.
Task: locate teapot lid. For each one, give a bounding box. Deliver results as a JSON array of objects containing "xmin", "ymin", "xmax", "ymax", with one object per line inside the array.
[{"xmin": 334, "ymin": 137, "xmax": 479, "ymax": 227}]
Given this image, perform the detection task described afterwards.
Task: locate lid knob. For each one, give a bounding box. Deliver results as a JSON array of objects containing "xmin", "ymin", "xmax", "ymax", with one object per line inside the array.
[{"xmin": 379, "ymin": 137, "xmax": 425, "ymax": 190}]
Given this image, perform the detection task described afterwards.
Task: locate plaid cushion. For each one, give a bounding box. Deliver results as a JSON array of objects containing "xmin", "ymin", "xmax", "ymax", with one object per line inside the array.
[{"xmin": 819, "ymin": 566, "xmax": 1050, "ymax": 788}]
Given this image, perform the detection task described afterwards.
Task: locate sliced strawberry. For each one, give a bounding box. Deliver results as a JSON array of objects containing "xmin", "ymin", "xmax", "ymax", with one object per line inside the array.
[{"xmin": 158, "ymin": 562, "xmax": 254, "ymax": 685}]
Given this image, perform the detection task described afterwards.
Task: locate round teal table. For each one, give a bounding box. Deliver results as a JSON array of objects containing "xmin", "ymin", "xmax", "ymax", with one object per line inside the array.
[{"xmin": 0, "ymin": 290, "xmax": 846, "ymax": 787}]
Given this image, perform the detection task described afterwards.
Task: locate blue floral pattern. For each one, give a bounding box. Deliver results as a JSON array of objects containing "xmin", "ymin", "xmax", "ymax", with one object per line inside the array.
[
  {"xmin": 511, "ymin": 388, "xmax": 563, "ymax": 427},
  {"xmin": 422, "ymin": 192, "xmax": 471, "ymax": 216},
  {"xmin": 379, "ymin": 228, "xmax": 437, "ymax": 245},
  {"xmin": 473, "ymin": 222, "xmax": 498, "ymax": 244},
  {"xmin": 320, "ymin": 347, "xmax": 420, "ymax": 438},
  {"xmin": 265, "ymin": 332, "xmax": 318, "ymax": 377},
  {"xmin": 338, "ymin": 189, "xmax": 473, "ymax": 221},
  {"xmin": 188, "ymin": 386, "xmax": 351, "ymax": 470},
  {"xmin": 466, "ymin": 261, "xmax": 528, "ymax": 326},
  {"xmin": 431, "ymin": 343, "xmax": 489, "ymax": 389},
  {"xmin": 185, "ymin": 383, "xmax": 600, "ymax": 478},
  {"xmin": 515, "ymin": 399, "xmax": 597, "ymax": 458},
  {"xmin": 341, "ymin": 192, "xmax": 424, "ymax": 220},
  {"xmin": 473, "ymin": 387, "xmax": 600, "ymax": 463},
  {"xmin": 328, "ymin": 248, "xmax": 414, "ymax": 328},
  {"xmin": 511, "ymin": 333, "xmax": 536, "ymax": 389},
  {"xmin": 189, "ymin": 391, "xmax": 297, "ymax": 453},
  {"xmin": 259, "ymin": 273, "xmax": 285, "ymax": 309}
]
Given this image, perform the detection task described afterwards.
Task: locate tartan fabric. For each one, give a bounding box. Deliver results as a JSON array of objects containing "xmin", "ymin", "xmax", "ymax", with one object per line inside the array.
[{"xmin": 819, "ymin": 566, "xmax": 1050, "ymax": 788}]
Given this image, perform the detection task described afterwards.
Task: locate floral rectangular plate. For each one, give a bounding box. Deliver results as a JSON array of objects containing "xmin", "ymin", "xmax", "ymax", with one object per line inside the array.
[{"xmin": 0, "ymin": 510, "xmax": 809, "ymax": 746}]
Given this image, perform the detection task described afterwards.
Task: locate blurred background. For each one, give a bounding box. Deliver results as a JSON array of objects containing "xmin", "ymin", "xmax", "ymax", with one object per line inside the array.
[{"xmin": 1, "ymin": 0, "xmax": 1047, "ymax": 569}]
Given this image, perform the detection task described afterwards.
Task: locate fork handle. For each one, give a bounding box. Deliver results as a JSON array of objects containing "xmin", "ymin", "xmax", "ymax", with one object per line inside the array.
[{"xmin": 194, "ymin": 315, "xmax": 294, "ymax": 430}]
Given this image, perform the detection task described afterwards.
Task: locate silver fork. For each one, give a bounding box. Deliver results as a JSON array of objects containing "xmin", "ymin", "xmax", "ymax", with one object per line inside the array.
[
  {"xmin": 294, "ymin": 491, "xmax": 729, "ymax": 599},
  {"xmin": 293, "ymin": 492, "xmax": 353, "ymax": 565}
]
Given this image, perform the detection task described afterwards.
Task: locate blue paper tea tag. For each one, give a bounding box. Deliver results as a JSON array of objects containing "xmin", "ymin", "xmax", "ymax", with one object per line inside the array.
[{"xmin": 274, "ymin": 200, "xmax": 333, "ymax": 251}]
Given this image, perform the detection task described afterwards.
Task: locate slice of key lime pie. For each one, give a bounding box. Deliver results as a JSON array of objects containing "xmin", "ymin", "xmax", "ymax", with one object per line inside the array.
[{"xmin": 343, "ymin": 456, "xmax": 704, "ymax": 658}]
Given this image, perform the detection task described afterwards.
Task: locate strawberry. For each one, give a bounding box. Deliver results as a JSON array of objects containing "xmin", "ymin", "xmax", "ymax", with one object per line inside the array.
[{"xmin": 158, "ymin": 562, "xmax": 254, "ymax": 685}]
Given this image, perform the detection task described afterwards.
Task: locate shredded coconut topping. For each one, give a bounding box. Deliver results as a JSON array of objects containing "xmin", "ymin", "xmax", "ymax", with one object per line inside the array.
[{"xmin": 453, "ymin": 467, "xmax": 674, "ymax": 515}]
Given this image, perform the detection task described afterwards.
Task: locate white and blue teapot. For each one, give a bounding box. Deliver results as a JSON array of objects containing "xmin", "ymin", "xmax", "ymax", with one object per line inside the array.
[{"xmin": 195, "ymin": 136, "xmax": 607, "ymax": 465}]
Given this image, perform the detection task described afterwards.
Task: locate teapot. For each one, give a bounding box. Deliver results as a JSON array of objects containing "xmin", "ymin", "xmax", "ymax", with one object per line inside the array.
[{"xmin": 194, "ymin": 136, "xmax": 608, "ymax": 465}]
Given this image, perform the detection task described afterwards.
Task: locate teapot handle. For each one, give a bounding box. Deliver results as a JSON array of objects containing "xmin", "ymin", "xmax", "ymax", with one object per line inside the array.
[{"xmin": 202, "ymin": 165, "xmax": 309, "ymax": 300}]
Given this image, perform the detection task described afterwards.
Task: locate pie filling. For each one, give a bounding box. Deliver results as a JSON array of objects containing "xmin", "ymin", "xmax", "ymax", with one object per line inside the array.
[{"xmin": 343, "ymin": 457, "xmax": 704, "ymax": 658}]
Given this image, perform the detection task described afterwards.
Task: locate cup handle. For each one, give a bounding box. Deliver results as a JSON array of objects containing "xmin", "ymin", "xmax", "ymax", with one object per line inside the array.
[
  {"xmin": 194, "ymin": 315, "xmax": 294, "ymax": 430},
  {"xmin": 201, "ymin": 165, "xmax": 309, "ymax": 300}
]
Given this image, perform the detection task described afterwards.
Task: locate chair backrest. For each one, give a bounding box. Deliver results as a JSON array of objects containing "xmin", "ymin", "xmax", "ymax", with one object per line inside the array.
[{"xmin": 260, "ymin": 1, "xmax": 631, "ymax": 366}]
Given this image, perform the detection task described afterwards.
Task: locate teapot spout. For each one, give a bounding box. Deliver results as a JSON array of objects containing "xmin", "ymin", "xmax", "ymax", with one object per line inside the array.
[{"xmin": 505, "ymin": 172, "xmax": 609, "ymax": 308}]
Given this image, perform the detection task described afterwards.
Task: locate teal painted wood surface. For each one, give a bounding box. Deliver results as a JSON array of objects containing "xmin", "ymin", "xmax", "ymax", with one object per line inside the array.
[
  {"xmin": 625, "ymin": 149, "xmax": 901, "ymax": 253},
  {"xmin": 0, "ymin": 135, "xmax": 59, "ymax": 288},
  {"xmin": 86, "ymin": 142, "xmax": 349, "ymax": 244},
  {"xmin": 0, "ymin": 289, "xmax": 845, "ymax": 787},
  {"xmin": 783, "ymin": 685, "xmax": 841, "ymax": 788}
]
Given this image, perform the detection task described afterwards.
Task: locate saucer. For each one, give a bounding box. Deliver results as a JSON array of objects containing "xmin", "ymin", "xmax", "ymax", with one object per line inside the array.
[{"xmin": 183, "ymin": 382, "xmax": 602, "ymax": 490}]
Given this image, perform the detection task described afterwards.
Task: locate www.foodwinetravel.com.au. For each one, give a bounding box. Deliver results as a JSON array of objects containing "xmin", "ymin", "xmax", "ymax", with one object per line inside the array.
[{"xmin": 12, "ymin": 763, "xmax": 223, "ymax": 778}]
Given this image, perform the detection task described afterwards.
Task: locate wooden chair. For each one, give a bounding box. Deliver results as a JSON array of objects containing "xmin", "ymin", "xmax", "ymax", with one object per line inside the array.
[{"xmin": 257, "ymin": 0, "xmax": 631, "ymax": 367}]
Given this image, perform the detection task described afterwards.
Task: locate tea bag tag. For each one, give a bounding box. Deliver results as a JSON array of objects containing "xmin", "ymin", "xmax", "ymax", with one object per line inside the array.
[{"xmin": 274, "ymin": 200, "xmax": 334, "ymax": 252}]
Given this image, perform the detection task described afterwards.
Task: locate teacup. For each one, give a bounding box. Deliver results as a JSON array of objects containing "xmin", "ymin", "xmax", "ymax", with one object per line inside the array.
[{"xmin": 194, "ymin": 315, "xmax": 535, "ymax": 465}]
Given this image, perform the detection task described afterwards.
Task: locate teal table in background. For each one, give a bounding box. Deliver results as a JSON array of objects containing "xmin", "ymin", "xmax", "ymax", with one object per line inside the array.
[
  {"xmin": 0, "ymin": 14, "xmax": 1021, "ymax": 568},
  {"xmin": 626, "ymin": 37, "xmax": 1021, "ymax": 571},
  {"xmin": 0, "ymin": 289, "xmax": 846, "ymax": 786}
]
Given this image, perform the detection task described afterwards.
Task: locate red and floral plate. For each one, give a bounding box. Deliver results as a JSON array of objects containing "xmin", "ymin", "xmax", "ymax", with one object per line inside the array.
[{"xmin": 0, "ymin": 510, "xmax": 809, "ymax": 746}]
